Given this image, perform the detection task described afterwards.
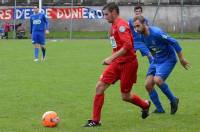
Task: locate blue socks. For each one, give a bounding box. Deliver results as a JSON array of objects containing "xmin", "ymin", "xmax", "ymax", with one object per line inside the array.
[
  {"xmin": 149, "ymin": 89, "xmax": 164, "ymax": 112},
  {"xmin": 34, "ymin": 48, "xmax": 39, "ymax": 59},
  {"xmin": 159, "ymin": 83, "xmax": 176, "ymax": 102}
]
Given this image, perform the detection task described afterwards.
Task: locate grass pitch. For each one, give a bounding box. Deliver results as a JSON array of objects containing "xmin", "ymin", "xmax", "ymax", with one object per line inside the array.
[{"xmin": 0, "ymin": 39, "xmax": 199, "ymax": 132}]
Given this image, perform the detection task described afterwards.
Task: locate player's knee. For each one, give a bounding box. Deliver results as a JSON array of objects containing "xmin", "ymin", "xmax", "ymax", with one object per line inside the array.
[
  {"xmin": 95, "ymin": 82, "xmax": 107, "ymax": 94},
  {"xmin": 154, "ymin": 76, "xmax": 163, "ymax": 86},
  {"xmin": 121, "ymin": 93, "xmax": 131, "ymax": 102},
  {"xmin": 145, "ymin": 83, "xmax": 153, "ymax": 93},
  {"xmin": 121, "ymin": 95, "xmax": 129, "ymax": 102}
]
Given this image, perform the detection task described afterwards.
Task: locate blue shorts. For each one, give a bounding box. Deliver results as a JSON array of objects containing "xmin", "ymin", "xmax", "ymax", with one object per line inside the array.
[
  {"xmin": 32, "ymin": 31, "xmax": 45, "ymax": 45},
  {"xmin": 134, "ymin": 42, "xmax": 150, "ymax": 56},
  {"xmin": 146, "ymin": 60, "xmax": 177, "ymax": 81}
]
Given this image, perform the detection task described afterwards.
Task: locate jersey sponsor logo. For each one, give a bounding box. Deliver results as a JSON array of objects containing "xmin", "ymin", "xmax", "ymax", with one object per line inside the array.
[
  {"xmin": 161, "ymin": 34, "xmax": 168, "ymax": 39},
  {"xmin": 119, "ymin": 26, "xmax": 126, "ymax": 33},
  {"xmin": 149, "ymin": 46, "xmax": 161, "ymax": 55},
  {"xmin": 33, "ymin": 19, "xmax": 41, "ymax": 25},
  {"xmin": 110, "ymin": 36, "xmax": 117, "ymax": 48}
]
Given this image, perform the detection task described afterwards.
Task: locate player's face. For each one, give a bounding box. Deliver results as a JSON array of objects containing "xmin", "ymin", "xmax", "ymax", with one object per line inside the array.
[
  {"xmin": 134, "ymin": 9, "xmax": 142, "ymax": 16},
  {"xmin": 33, "ymin": 6, "xmax": 39, "ymax": 13},
  {"xmin": 134, "ymin": 20, "xmax": 144, "ymax": 33},
  {"xmin": 103, "ymin": 9, "xmax": 114, "ymax": 23}
]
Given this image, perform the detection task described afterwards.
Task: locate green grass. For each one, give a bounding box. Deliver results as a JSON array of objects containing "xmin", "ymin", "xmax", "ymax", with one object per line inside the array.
[
  {"xmin": 7, "ymin": 31, "xmax": 200, "ymax": 39},
  {"xmin": 0, "ymin": 39, "xmax": 200, "ymax": 132}
]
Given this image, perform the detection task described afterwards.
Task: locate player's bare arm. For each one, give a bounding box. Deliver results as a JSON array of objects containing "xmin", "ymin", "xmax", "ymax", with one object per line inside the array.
[
  {"xmin": 102, "ymin": 48, "xmax": 127, "ymax": 65},
  {"xmin": 177, "ymin": 52, "xmax": 190, "ymax": 70}
]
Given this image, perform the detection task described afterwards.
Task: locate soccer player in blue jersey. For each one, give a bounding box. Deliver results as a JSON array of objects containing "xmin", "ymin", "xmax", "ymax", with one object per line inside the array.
[
  {"xmin": 133, "ymin": 16, "xmax": 190, "ymax": 114},
  {"xmin": 128, "ymin": 6, "xmax": 153, "ymax": 63},
  {"xmin": 30, "ymin": 5, "xmax": 49, "ymax": 62}
]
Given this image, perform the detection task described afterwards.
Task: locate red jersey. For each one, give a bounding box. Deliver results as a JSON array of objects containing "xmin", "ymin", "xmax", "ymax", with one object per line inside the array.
[
  {"xmin": 3, "ymin": 23, "xmax": 10, "ymax": 32},
  {"xmin": 109, "ymin": 17, "xmax": 136, "ymax": 63}
]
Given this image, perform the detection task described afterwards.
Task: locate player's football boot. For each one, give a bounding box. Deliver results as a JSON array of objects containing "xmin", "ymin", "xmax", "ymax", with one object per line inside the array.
[
  {"xmin": 141, "ymin": 100, "xmax": 151, "ymax": 119},
  {"xmin": 170, "ymin": 97, "xmax": 179, "ymax": 115},
  {"xmin": 83, "ymin": 120, "xmax": 101, "ymax": 127},
  {"xmin": 34, "ymin": 58, "xmax": 39, "ymax": 62},
  {"xmin": 152, "ymin": 109, "xmax": 165, "ymax": 114}
]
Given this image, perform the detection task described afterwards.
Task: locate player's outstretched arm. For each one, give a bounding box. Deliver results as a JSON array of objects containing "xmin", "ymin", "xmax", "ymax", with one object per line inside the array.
[{"xmin": 177, "ymin": 52, "xmax": 190, "ymax": 70}]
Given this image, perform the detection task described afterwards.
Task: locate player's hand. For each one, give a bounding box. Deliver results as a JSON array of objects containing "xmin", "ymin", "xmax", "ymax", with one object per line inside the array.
[
  {"xmin": 102, "ymin": 57, "xmax": 113, "ymax": 65},
  {"xmin": 45, "ymin": 30, "xmax": 50, "ymax": 34},
  {"xmin": 180, "ymin": 58, "xmax": 190, "ymax": 70}
]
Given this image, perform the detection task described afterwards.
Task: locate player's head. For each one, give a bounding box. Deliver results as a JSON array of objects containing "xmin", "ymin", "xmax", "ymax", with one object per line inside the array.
[
  {"xmin": 102, "ymin": 2, "xmax": 119, "ymax": 23},
  {"xmin": 134, "ymin": 6, "xmax": 143, "ymax": 16},
  {"xmin": 33, "ymin": 5, "xmax": 39, "ymax": 14},
  {"xmin": 133, "ymin": 15, "xmax": 146, "ymax": 34}
]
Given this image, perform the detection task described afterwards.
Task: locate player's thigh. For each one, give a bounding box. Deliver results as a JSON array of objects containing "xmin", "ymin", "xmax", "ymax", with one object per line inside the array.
[
  {"xmin": 155, "ymin": 61, "xmax": 177, "ymax": 81},
  {"xmin": 120, "ymin": 60, "xmax": 138, "ymax": 93},
  {"xmin": 100, "ymin": 63, "xmax": 120, "ymax": 85},
  {"xmin": 32, "ymin": 33, "xmax": 38, "ymax": 44},
  {"xmin": 38, "ymin": 32, "xmax": 45, "ymax": 45},
  {"xmin": 146, "ymin": 63, "xmax": 156, "ymax": 77}
]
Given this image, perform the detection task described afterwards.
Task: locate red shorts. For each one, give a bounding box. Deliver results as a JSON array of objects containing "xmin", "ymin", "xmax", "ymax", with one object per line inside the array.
[{"xmin": 100, "ymin": 59, "xmax": 138, "ymax": 93}]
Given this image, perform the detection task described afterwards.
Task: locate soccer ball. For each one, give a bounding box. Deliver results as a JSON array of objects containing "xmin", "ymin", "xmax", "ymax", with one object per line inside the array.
[{"xmin": 42, "ymin": 111, "xmax": 60, "ymax": 127}]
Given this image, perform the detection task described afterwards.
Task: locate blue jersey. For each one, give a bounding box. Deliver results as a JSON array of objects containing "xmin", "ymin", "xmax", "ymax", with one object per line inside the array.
[
  {"xmin": 30, "ymin": 13, "xmax": 49, "ymax": 34},
  {"xmin": 141, "ymin": 26, "xmax": 182, "ymax": 63}
]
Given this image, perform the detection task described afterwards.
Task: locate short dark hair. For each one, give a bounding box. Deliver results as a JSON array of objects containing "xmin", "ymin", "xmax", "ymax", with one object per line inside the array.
[
  {"xmin": 134, "ymin": 15, "xmax": 145, "ymax": 24},
  {"xmin": 33, "ymin": 5, "xmax": 39, "ymax": 8},
  {"xmin": 134, "ymin": 6, "xmax": 142, "ymax": 12},
  {"xmin": 103, "ymin": 2, "xmax": 119, "ymax": 14}
]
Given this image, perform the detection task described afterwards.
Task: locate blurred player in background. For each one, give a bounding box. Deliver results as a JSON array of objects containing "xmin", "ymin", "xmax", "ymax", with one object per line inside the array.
[
  {"xmin": 133, "ymin": 15, "xmax": 190, "ymax": 114},
  {"xmin": 128, "ymin": 6, "xmax": 153, "ymax": 63},
  {"xmin": 84, "ymin": 2, "xmax": 151, "ymax": 127},
  {"xmin": 30, "ymin": 5, "xmax": 49, "ymax": 62}
]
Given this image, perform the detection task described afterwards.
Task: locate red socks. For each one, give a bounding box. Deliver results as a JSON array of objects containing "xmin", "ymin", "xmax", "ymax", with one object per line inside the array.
[
  {"xmin": 131, "ymin": 93, "xmax": 149, "ymax": 109},
  {"xmin": 92, "ymin": 94, "xmax": 104, "ymax": 122}
]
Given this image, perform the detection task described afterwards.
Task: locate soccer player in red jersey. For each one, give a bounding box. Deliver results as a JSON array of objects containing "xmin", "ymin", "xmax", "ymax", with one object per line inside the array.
[{"xmin": 83, "ymin": 2, "xmax": 151, "ymax": 127}]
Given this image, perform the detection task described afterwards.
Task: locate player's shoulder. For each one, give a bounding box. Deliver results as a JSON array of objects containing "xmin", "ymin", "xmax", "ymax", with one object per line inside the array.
[
  {"xmin": 30, "ymin": 14, "xmax": 34, "ymax": 18},
  {"xmin": 150, "ymin": 26, "xmax": 164, "ymax": 35},
  {"xmin": 116, "ymin": 18, "xmax": 129, "ymax": 27},
  {"xmin": 39, "ymin": 13, "xmax": 46, "ymax": 16},
  {"xmin": 116, "ymin": 18, "xmax": 130, "ymax": 33},
  {"xmin": 127, "ymin": 17, "xmax": 133, "ymax": 23},
  {"xmin": 150, "ymin": 26, "xmax": 169, "ymax": 39}
]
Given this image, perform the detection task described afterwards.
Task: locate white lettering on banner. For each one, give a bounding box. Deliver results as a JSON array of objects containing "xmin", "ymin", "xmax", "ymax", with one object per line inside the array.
[
  {"xmin": 71, "ymin": 9, "xmax": 79, "ymax": 18},
  {"xmin": 4, "ymin": 10, "xmax": 12, "ymax": 20},
  {"xmin": 16, "ymin": 9, "xmax": 22, "ymax": 19},
  {"xmin": 46, "ymin": 8, "xmax": 52, "ymax": 19},
  {"xmin": 0, "ymin": 9, "xmax": 12, "ymax": 20},
  {"xmin": 24, "ymin": 9, "xmax": 32, "ymax": 19},
  {"xmin": 96, "ymin": 9, "xmax": 103, "ymax": 19},
  {"xmin": 57, "ymin": 9, "xmax": 70, "ymax": 19},
  {"xmin": 88, "ymin": 10, "xmax": 95, "ymax": 19},
  {"xmin": 0, "ymin": 7, "xmax": 103, "ymax": 20},
  {"xmin": 16, "ymin": 8, "xmax": 32, "ymax": 19},
  {"xmin": 0, "ymin": 10, "xmax": 3, "ymax": 19},
  {"xmin": 82, "ymin": 8, "xmax": 88, "ymax": 19}
]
